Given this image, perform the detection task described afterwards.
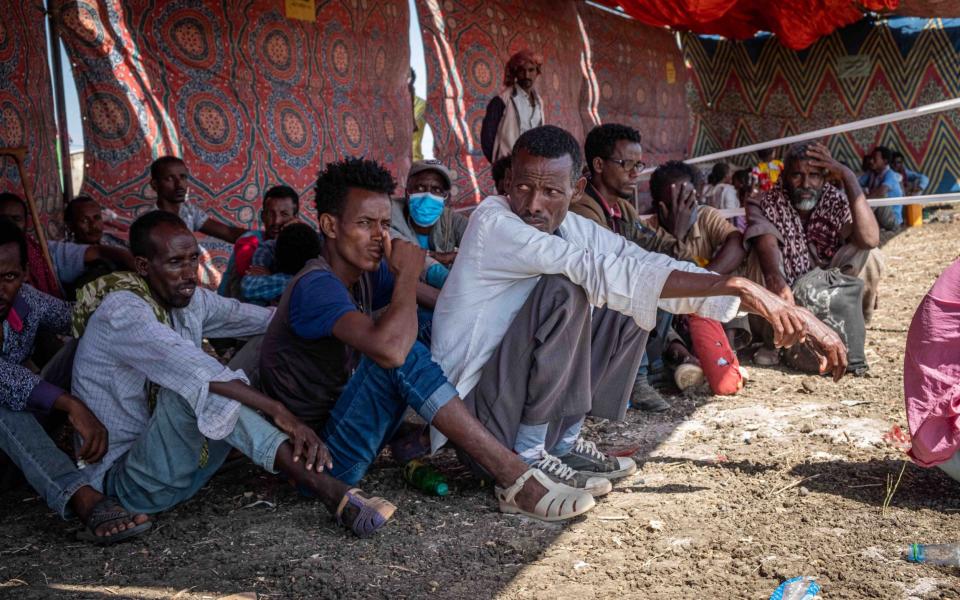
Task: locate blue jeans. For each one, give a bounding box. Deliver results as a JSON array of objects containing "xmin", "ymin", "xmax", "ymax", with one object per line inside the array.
[
  {"xmin": 322, "ymin": 340, "xmax": 457, "ymax": 485},
  {"xmin": 637, "ymin": 309, "xmax": 673, "ymax": 384},
  {"xmin": 104, "ymin": 393, "xmax": 288, "ymax": 514},
  {"xmin": 0, "ymin": 406, "xmax": 88, "ymax": 518}
]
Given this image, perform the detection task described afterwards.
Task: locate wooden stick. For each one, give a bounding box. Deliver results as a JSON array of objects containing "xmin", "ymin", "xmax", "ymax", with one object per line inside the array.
[
  {"xmin": 0, "ymin": 147, "xmax": 61, "ymax": 294},
  {"xmin": 769, "ymin": 473, "xmax": 821, "ymax": 497}
]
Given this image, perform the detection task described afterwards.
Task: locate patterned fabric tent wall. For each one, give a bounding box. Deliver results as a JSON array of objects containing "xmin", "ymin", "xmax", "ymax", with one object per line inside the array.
[
  {"xmin": 683, "ymin": 17, "xmax": 960, "ymax": 193},
  {"xmin": 578, "ymin": 6, "xmax": 689, "ymax": 170},
  {"xmin": 0, "ymin": 1, "xmax": 62, "ymax": 236},
  {"xmin": 54, "ymin": 0, "xmax": 411, "ymax": 281},
  {"xmin": 415, "ymin": 0, "xmax": 691, "ymax": 207}
]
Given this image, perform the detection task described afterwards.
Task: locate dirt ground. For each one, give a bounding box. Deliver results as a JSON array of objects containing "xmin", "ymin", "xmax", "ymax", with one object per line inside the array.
[{"xmin": 3, "ymin": 217, "xmax": 960, "ymax": 600}]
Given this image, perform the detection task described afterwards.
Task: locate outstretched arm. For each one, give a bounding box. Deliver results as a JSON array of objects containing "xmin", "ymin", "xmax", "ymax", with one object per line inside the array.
[
  {"xmin": 200, "ymin": 219, "xmax": 247, "ymax": 244},
  {"xmin": 660, "ymin": 271, "xmax": 847, "ymax": 380}
]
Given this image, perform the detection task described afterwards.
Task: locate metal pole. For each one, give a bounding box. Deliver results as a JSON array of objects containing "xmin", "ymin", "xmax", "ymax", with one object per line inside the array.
[{"xmin": 46, "ymin": 0, "xmax": 73, "ymax": 202}]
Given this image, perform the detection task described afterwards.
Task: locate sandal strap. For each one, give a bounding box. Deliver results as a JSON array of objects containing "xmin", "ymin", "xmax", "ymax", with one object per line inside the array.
[
  {"xmin": 497, "ymin": 468, "xmax": 594, "ymax": 521},
  {"xmin": 495, "ymin": 468, "xmax": 538, "ymax": 504},
  {"xmin": 334, "ymin": 488, "xmax": 361, "ymax": 524},
  {"xmin": 85, "ymin": 498, "xmax": 133, "ymax": 530}
]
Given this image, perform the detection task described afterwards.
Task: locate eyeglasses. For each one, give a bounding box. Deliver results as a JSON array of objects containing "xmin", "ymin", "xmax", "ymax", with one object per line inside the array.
[
  {"xmin": 409, "ymin": 183, "xmax": 450, "ymax": 198},
  {"xmin": 605, "ymin": 158, "xmax": 646, "ymax": 173}
]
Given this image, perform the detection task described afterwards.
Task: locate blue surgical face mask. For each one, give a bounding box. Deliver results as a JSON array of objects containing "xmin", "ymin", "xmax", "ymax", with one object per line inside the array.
[{"xmin": 408, "ymin": 192, "xmax": 445, "ymax": 227}]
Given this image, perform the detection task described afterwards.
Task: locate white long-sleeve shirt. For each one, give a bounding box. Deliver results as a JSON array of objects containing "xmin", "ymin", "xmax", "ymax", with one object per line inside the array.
[{"xmin": 432, "ymin": 195, "xmax": 741, "ymax": 401}]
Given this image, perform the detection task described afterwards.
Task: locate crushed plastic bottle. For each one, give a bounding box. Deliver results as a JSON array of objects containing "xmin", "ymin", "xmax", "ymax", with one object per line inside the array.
[
  {"xmin": 769, "ymin": 576, "xmax": 820, "ymax": 600},
  {"xmin": 905, "ymin": 543, "xmax": 960, "ymax": 567}
]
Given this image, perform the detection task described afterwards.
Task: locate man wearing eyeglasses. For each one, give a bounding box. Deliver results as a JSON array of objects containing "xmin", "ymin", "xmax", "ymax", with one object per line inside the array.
[
  {"xmin": 389, "ymin": 160, "xmax": 468, "ymax": 290},
  {"xmin": 572, "ymin": 124, "xmax": 654, "ymax": 250},
  {"xmin": 572, "ymin": 124, "xmax": 675, "ymax": 412}
]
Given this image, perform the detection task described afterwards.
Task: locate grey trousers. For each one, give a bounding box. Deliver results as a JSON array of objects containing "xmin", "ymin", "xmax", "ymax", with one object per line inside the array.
[{"xmin": 463, "ymin": 275, "xmax": 648, "ymax": 454}]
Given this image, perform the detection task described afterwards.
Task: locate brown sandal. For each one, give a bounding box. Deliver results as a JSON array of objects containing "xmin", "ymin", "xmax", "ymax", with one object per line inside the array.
[{"xmin": 334, "ymin": 488, "xmax": 396, "ymax": 537}]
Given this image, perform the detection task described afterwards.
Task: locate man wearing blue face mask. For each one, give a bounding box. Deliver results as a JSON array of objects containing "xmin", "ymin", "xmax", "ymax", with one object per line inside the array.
[{"xmin": 389, "ymin": 160, "xmax": 468, "ymax": 290}]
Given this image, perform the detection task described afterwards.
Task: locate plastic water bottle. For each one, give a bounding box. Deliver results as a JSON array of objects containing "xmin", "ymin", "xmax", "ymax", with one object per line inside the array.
[
  {"xmin": 905, "ymin": 543, "xmax": 960, "ymax": 566},
  {"xmin": 403, "ymin": 460, "xmax": 449, "ymax": 496},
  {"xmin": 769, "ymin": 576, "xmax": 820, "ymax": 600}
]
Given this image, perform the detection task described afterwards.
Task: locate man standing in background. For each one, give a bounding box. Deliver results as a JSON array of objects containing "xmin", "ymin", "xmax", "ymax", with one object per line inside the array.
[{"xmin": 481, "ymin": 50, "xmax": 545, "ymax": 164}]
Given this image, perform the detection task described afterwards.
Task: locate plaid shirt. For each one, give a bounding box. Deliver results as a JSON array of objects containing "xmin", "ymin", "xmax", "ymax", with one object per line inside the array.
[
  {"xmin": 241, "ymin": 239, "xmax": 291, "ymax": 304},
  {"xmin": 71, "ymin": 288, "xmax": 274, "ymax": 489},
  {"xmin": 0, "ymin": 285, "xmax": 71, "ymax": 412}
]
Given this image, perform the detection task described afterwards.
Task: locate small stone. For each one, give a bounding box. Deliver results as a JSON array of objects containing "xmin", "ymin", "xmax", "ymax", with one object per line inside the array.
[
  {"xmin": 800, "ymin": 423, "xmax": 814, "ymax": 434},
  {"xmin": 799, "ymin": 486, "xmax": 810, "ymax": 496}
]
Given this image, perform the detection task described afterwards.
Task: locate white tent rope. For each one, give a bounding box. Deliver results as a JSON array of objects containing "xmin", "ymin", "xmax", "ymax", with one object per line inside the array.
[
  {"xmin": 638, "ymin": 96, "xmax": 960, "ymax": 177},
  {"xmin": 715, "ymin": 192, "xmax": 960, "ymax": 219}
]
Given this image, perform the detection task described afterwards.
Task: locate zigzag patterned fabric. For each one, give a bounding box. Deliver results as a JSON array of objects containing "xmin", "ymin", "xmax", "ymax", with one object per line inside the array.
[
  {"xmin": 0, "ymin": 1, "xmax": 62, "ymax": 234},
  {"xmin": 684, "ymin": 17, "xmax": 960, "ymax": 194}
]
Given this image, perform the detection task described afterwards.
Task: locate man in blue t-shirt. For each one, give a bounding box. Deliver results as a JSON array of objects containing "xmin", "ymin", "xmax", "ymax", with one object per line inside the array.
[
  {"xmin": 259, "ymin": 158, "xmax": 599, "ymax": 523},
  {"xmin": 859, "ymin": 145, "xmax": 903, "ymax": 230}
]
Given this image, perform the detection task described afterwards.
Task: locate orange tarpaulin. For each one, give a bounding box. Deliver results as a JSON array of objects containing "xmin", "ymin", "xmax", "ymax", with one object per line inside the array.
[{"xmin": 600, "ymin": 0, "xmax": 900, "ymax": 49}]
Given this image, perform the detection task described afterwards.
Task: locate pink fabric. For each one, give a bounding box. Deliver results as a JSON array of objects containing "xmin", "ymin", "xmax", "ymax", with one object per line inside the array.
[{"xmin": 904, "ymin": 258, "xmax": 960, "ymax": 467}]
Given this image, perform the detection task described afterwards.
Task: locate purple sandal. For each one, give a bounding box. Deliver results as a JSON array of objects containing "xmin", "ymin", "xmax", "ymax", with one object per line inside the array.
[{"xmin": 335, "ymin": 488, "xmax": 396, "ymax": 537}]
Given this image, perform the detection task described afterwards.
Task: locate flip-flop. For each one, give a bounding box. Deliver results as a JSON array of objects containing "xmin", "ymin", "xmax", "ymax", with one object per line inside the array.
[
  {"xmin": 77, "ymin": 497, "xmax": 152, "ymax": 546},
  {"xmin": 334, "ymin": 488, "xmax": 396, "ymax": 537}
]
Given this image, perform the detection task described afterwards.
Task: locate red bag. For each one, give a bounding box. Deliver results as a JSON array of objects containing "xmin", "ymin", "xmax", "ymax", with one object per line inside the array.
[{"xmin": 688, "ymin": 314, "xmax": 743, "ymax": 396}]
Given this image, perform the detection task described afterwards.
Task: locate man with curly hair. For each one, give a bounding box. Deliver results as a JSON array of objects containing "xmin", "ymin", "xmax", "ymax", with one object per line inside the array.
[
  {"xmin": 259, "ymin": 158, "xmax": 599, "ymax": 523},
  {"xmin": 481, "ymin": 50, "xmax": 545, "ymax": 164}
]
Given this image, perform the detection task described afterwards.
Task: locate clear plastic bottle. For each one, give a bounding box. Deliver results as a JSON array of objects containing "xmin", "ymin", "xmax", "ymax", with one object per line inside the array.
[
  {"xmin": 905, "ymin": 543, "xmax": 960, "ymax": 566},
  {"xmin": 770, "ymin": 576, "xmax": 820, "ymax": 600}
]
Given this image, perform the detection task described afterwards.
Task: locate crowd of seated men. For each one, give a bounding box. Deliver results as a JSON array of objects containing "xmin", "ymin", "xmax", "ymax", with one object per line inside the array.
[{"xmin": 1, "ymin": 121, "xmax": 875, "ymax": 545}]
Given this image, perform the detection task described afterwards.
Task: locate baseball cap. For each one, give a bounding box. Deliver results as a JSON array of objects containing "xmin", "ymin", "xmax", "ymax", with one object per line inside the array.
[{"xmin": 408, "ymin": 159, "xmax": 454, "ymax": 190}]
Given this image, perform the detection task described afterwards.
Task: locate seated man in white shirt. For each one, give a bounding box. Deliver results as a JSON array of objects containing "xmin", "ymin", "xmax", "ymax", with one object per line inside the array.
[
  {"xmin": 149, "ymin": 156, "xmax": 246, "ymax": 243},
  {"xmin": 71, "ymin": 210, "xmax": 396, "ymax": 537},
  {"xmin": 432, "ymin": 125, "xmax": 848, "ymax": 482}
]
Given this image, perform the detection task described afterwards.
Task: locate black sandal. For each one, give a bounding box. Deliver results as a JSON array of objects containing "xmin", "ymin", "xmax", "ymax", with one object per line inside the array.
[{"xmin": 77, "ymin": 497, "xmax": 152, "ymax": 546}]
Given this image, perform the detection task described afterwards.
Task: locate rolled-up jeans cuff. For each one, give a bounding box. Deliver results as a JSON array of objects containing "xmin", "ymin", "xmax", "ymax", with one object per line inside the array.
[
  {"xmin": 251, "ymin": 429, "xmax": 289, "ymax": 474},
  {"xmin": 54, "ymin": 472, "xmax": 89, "ymax": 519},
  {"xmin": 418, "ymin": 381, "xmax": 458, "ymax": 424}
]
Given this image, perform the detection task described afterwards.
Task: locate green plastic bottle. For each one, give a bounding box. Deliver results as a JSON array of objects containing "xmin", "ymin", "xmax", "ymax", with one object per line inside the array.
[{"xmin": 404, "ymin": 460, "xmax": 449, "ymax": 496}]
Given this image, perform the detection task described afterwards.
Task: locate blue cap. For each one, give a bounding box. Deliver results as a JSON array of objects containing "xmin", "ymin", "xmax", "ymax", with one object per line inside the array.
[
  {"xmin": 436, "ymin": 482, "xmax": 449, "ymax": 496},
  {"xmin": 907, "ymin": 544, "xmax": 925, "ymax": 563}
]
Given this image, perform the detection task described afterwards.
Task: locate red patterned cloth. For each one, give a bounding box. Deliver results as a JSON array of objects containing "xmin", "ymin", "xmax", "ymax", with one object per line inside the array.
[
  {"xmin": 26, "ymin": 236, "xmax": 61, "ymax": 299},
  {"xmin": 606, "ymin": 0, "xmax": 899, "ymax": 49},
  {"xmin": 745, "ymin": 182, "xmax": 851, "ymax": 286}
]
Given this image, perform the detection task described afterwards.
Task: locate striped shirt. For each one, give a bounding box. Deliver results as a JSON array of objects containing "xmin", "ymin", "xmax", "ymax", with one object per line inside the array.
[{"xmin": 72, "ymin": 287, "xmax": 274, "ymax": 489}]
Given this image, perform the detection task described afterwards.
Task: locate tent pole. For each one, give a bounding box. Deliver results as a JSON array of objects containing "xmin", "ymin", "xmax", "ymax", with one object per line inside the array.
[{"xmin": 46, "ymin": 0, "xmax": 73, "ymax": 203}]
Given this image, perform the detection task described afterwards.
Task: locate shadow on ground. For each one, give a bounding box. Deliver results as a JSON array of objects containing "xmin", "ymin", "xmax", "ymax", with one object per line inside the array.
[
  {"xmin": 0, "ymin": 396, "xmax": 707, "ymax": 600},
  {"xmin": 790, "ymin": 458, "xmax": 960, "ymax": 512}
]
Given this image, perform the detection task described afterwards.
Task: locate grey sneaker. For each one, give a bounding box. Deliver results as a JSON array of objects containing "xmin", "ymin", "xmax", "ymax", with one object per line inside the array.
[
  {"xmin": 632, "ymin": 379, "xmax": 670, "ymax": 412},
  {"xmin": 559, "ymin": 438, "xmax": 637, "ymax": 480},
  {"xmin": 531, "ymin": 452, "xmax": 612, "ymax": 497}
]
